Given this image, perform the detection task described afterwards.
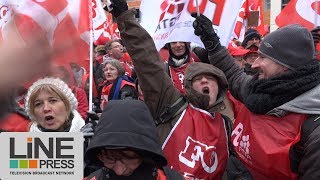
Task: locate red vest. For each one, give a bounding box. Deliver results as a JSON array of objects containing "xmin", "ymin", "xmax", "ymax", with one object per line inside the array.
[
  {"xmin": 169, "ymin": 53, "xmax": 199, "ymax": 94},
  {"xmin": 163, "ymin": 104, "xmax": 228, "ymax": 179},
  {"xmin": 231, "ymin": 105, "xmax": 307, "ymax": 180}
]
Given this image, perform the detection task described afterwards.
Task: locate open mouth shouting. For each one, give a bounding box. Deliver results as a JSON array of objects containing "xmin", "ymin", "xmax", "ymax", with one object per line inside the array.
[
  {"xmin": 44, "ymin": 115, "xmax": 55, "ymax": 125},
  {"xmin": 202, "ymin": 87, "xmax": 210, "ymax": 94}
]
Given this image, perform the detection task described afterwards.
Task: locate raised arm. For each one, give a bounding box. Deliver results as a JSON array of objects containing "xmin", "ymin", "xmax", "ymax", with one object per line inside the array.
[{"xmin": 110, "ymin": 2, "xmax": 181, "ymax": 120}]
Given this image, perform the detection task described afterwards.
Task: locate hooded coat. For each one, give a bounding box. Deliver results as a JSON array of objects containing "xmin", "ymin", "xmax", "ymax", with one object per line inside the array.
[{"xmin": 84, "ymin": 100, "xmax": 183, "ymax": 180}]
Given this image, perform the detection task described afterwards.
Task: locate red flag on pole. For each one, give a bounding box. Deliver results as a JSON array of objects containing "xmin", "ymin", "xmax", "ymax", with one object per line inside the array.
[{"xmin": 276, "ymin": 0, "xmax": 320, "ymax": 30}]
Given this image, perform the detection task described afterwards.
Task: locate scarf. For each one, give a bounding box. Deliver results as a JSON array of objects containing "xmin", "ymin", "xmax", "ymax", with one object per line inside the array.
[{"xmin": 244, "ymin": 61, "xmax": 320, "ymax": 114}]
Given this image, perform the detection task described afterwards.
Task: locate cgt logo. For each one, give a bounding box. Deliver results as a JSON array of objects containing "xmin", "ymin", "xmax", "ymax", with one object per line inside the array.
[
  {"xmin": 9, "ymin": 137, "xmax": 74, "ymax": 169},
  {"xmin": 159, "ymin": 0, "xmax": 185, "ymax": 22},
  {"xmin": 179, "ymin": 136, "xmax": 218, "ymax": 173}
]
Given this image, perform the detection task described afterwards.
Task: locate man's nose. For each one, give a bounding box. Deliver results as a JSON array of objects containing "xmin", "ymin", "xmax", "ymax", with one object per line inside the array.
[
  {"xmin": 251, "ymin": 57, "xmax": 261, "ymax": 69},
  {"xmin": 112, "ymin": 161, "xmax": 126, "ymax": 176},
  {"xmin": 176, "ymin": 42, "xmax": 183, "ymax": 46},
  {"xmin": 200, "ymin": 76, "xmax": 208, "ymax": 83}
]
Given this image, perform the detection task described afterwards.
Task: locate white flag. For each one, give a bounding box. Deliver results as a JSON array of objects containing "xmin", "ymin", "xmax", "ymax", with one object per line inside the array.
[{"xmin": 140, "ymin": 0, "xmax": 243, "ymax": 51}]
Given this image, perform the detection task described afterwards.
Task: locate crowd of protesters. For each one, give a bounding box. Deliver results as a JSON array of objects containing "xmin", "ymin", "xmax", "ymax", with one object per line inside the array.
[{"xmin": 1, "ymin": 0, "xmax": 320, "ymax": 179}]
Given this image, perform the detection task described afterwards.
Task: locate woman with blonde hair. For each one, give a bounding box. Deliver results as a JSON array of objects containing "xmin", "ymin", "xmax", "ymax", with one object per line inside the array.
[{"xmin": 25, "ymin": 77, "xmax": 85, "ymax": 132}]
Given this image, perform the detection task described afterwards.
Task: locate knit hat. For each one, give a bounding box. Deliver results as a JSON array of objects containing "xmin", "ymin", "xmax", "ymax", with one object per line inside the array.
[
  {"xmin": 259, "ymin": 24, "xmax": 314, "ymax": 70},
  {"xmin": 25, "ymin": 77, "xmax": 78, "ymax": 117},
  {"xmin": 241, "ymin": 28, "xmax": 261, "ymax": 47}
]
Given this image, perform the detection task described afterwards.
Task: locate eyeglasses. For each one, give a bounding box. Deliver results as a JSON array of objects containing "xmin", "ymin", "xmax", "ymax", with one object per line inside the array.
[{"xmin": 98, "ymin": 149, "xmax": 140, "ymax": 166}]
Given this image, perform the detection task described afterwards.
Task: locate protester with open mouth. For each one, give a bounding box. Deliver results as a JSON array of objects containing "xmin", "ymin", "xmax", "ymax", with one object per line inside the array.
[
  {"xmin": 106, "ymin": 0, "xmax": 233, "ymax": 179},
  {"xmin": 25, "ymin": 77, "xmax": 85, "ymax": 132},
  {"xmin": 100, "ymin": 59, "xmax": 137, "ymax": 110}
]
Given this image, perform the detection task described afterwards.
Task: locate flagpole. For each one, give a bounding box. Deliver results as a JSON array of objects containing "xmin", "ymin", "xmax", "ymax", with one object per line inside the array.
[
  {"xmin": 89, "ymin": 0, "xmax": 93, "ymax": 112},
  {"xmin": 195, "ymin": 0, "xmax": 200, "ymax": 16},
  {"xmin": 315, "ymin": 0, "xmax": 319, "ymax": 27}
]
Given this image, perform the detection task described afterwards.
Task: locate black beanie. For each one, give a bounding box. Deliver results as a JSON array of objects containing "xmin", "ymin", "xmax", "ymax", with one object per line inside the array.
[
  {"xmin": 259, "ymin": 24, "xmax": 314, "ymax": 70},
  {"xmin": 241, "ymin": 28, "xmax": 261, "ymax": 47}
]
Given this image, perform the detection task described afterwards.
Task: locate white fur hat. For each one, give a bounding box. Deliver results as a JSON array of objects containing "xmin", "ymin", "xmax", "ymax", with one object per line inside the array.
[{"xmin": 25, "ymin": 77, "xmax": 78, "ymax": 117}]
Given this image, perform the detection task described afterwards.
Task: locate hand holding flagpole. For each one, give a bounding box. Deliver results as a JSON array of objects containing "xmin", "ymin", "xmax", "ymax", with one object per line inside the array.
[
  {"xmin": 195, "ymin": 0, "xmax": 200, "ymax": 16},
  {"xmin": 315, "ymin": 0, "xmax": 319, "ymax": 27}
]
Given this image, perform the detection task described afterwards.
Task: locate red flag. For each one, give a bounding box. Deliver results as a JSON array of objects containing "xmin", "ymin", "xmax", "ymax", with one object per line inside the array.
[
  {"xmin": 232, "ymin": 0, "xmax": 266, "ymax": 41},
  {"xmin": 12, "ymin": 0, "xmax": 90, "ymax": 70},
  {"xmin": 94, "ymin": 13, "xmax": 119, "ymax": 45},
  {"xmin": 276, "ymin": 0, "xmax": 320, "ymax": 61},
  {"xmin": 276, "ymin": 0, "xmax": 319, "ymax": 30},
  {"xmin": 249, "ymin": 0, "xmax": 267, "ymax": 36}
]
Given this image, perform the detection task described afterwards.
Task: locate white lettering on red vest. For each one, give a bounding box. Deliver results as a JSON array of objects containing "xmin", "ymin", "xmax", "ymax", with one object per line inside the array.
[
  {"xmin": 232, "ymin": 123, "xmax": 243, "ymax": 146},
  {"xmin": 231, "ymin": 105, "xmax": 307, "ymax": 179},
  {"xmin": 168, "ymin": 55, "xmax": 199, "ymax": 94},
  {"xmin": 232, "ymin": 122, "xmax": 251, "ymax": 160},
  {"xmin": 162, "ymin": 105, "xmax": 228, "ymax": 179},
  {"xmin": 178, "ymin": 72, "xmax": 184, "ymax": 89},
  {"xmin": 179, "ymin": 136, "xmax": 218, "ymax": 173}
]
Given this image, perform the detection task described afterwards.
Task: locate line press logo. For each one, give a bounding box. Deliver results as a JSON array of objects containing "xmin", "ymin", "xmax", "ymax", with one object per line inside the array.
[{"xmin": 0, "ymin": 132, "xmax": 83, "ymax": 180}]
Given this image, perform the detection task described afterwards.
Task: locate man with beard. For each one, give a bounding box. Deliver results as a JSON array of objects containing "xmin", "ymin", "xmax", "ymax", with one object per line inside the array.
[{"xmin": 192, "ymin": 13, "xmax": 320, "ymax": 179}]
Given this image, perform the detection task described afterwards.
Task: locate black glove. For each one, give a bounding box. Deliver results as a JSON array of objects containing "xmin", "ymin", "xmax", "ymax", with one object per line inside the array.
[
  {"xmin": 192, "ymin": 46, "xmax": 209, "ymax": 64},
  {"xmin": 108, "ymin": 0, "xmax": 128, "ymax": 18},
  {"xmin": 311, "ymin": 26, "xmax": 320, "ymax": 44},
  {"xmin": 191, "ymin": 13, "xmax": 221, "ymax": 52}
]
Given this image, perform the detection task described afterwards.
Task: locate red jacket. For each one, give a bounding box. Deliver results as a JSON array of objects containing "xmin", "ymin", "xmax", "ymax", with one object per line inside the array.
[
  {"xmin": 0, "ymin": 113, "xmax": 30, "ymax": 132},
  {"xmin": 72, "ymin": 86, "xmax": 89, "ymax": 120}
]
